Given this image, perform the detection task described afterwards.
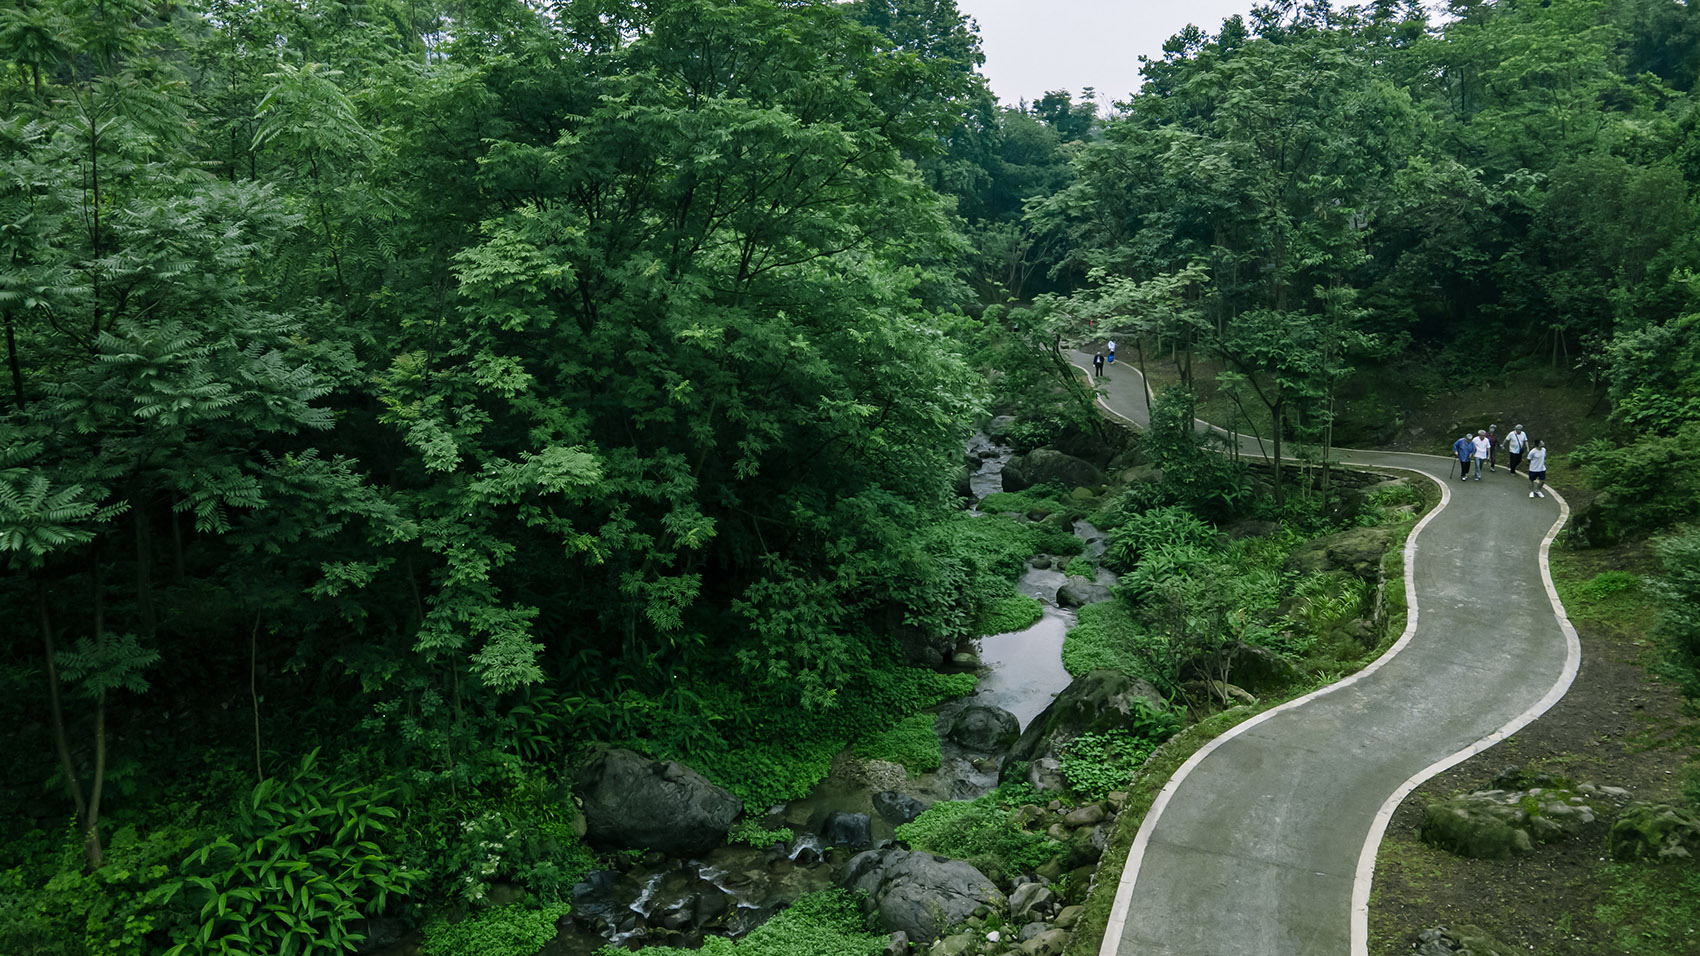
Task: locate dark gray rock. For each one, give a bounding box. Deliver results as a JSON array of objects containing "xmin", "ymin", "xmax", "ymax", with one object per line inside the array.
[
  {"xmin": 873, "ymin": 790, "xmax": 929, "ymax": 826},
  {"xmin": 578, "ymin": 748, "xmax": 742, "ymax": 855},
  {"xmin": 1008, "ymin": 882, "xmax": 1056, "ymax": 923},
  {"xmin": 821, "ymin": 811, "xmax": 873, "ymax": 850},
  {"xmin": 1002, "ymin": 449, "xmax": 1107, "ymax": 493},
  {"xmin": 949, "ymin": 704, "xmax": 1021, "ymax": 753},
  {"xmin": 1004, "ymin": 670, "xmax": 1168, "ymax": 773},
  {"xmin": 841, "ymin": 848, "xmax": 1006, "ymax": 943},
  {"xmin": 1415, "ymin": 924, "xmax": 1518, "ymax": 956},
  {"xmin": 1183, "ymin": 640, "xmax": 1300, "ymax": 694},
  {"xmin": 1056, "ymin": 576, "xmax": 1112, "ymax": 608}
]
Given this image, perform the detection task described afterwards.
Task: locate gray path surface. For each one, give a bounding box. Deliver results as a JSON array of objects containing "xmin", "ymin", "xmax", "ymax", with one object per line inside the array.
[{"xmin": 1067, "ymin": 352, "xmax": 1581, "ymax": 956}]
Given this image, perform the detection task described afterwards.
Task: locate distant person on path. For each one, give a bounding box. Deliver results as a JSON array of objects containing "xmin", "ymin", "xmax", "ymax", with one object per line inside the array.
[
  {"xmin": 1527, "ymin": 441, "xmax": 1549, "ymax": 498},
  {"xmin": 1107, "ymin": 339, "xmax": 1116, "ymax": 365},
  {"xmin": 1452, "ymin": 433, "xmax": 1473, "ymax": 481},
  {"xmin": 1487, "ymin": 424, "xmax": 1500, "ymax": 472},
  {"xmin": 1093, "ymin": 352, "xmax": 1105, "ymax": 378},
  {"xmin": 1505, "ymin": 424, "xmax": 1529, "ymax": 475},
  {"xmin": 1471, "ymin": 429, "xmax": 1491, "ymax": 479}
]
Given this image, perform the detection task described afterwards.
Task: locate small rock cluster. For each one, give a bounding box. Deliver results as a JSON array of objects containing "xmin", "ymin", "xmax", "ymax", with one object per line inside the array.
[
  {"xmin": 1413, "ymin": 923, "xmax": 1518, "ymax": 956},
  {"xmin": 917, "ymin": 881, "xmax": 1085, "ymax": 956}
]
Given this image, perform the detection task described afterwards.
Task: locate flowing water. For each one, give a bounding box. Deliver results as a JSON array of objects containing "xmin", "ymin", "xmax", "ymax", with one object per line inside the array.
[{"xmin": 547, "ymin": 433, "xmax": 1090, "ymax": 953}]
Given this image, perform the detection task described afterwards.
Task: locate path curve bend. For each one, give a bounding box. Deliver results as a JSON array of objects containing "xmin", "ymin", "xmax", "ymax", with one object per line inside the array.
[{"xmin": 1066, "ymin": 352, "xmax": 1581, "ymax": 956}]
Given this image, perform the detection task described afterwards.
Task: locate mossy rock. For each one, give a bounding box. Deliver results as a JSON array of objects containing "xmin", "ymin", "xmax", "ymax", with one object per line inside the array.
[
  {"xmin": 1608, "ymin": 802, "xmax": 1700, "ymax": 860},
  {"xmin": 1419, "ymin": 787, "xmax": 1604, "ymax": 859}
]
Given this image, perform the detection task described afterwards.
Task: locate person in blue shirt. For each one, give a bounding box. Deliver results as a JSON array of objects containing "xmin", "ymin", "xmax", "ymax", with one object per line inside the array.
[{"xmin": 1452, "ymin": 433, "xmax": 1473, "ymax": 481}]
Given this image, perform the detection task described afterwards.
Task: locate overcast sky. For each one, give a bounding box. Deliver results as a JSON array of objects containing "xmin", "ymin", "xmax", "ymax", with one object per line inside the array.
[{"xmin": 957, "ymin": 0, "xmax": 1262, "ymax": 109}]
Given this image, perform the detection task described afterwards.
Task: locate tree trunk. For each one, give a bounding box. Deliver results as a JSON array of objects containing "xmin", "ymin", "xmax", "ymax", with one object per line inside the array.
[
  {"xmin": 251, "ymin": 613, "xmax": 264, "ymax": 784},
  {"xmin": 1271, "ymin": 392, "xmax": 1285, "ymax": 508},
  {"xmin": 40, "ymin": 589, "xmax": 89, "ymax": 830}
]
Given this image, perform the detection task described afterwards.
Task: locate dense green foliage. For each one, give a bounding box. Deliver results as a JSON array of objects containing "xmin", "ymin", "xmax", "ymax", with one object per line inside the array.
[
  {"xmin": 974, "ymin": 593, "xmax": 1045, "ymax": 636},
  {"xmin": 896, "ymin": 782, "xmax": 1063, "ymax": 882},
  {"xmin": 850, "ymin": 713, "xmax": 942, "ymax": 775},
  {"xmin": 4, "ymin": 0, "xmax": 1700, "ymax": 949},
  {"xmin": 421, "ymin": 903, "xmax": 572, "ymax": 956}
]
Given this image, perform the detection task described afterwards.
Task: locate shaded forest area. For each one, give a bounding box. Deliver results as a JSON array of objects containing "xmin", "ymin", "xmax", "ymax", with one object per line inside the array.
[{"xmin": 3, "ymin": 0, "xmax": 1700, "ymax": 954}]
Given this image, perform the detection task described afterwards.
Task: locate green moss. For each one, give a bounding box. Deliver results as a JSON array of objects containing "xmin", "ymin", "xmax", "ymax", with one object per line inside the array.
[
  {"xmin": 975, "ymin": 593, "xmax": 1044, "ymax": 635},
  {"xmin": 1063, "ymin": 556, "xmax": 1096, "ymax": 579},
  {"xmin": 1061, "ymin": 601, "xmax": 1151, "ymax": 680},
  {"xmin": 851, "ymin": 713, "xmax": 942, "ymax": 774},
  {"xmin": 980, "ymin": 489, "xmax": 1066, "ymax": 517},
  {"xmin": 422, "ymin": 903, "xmax": 573, "ymax": 956}
]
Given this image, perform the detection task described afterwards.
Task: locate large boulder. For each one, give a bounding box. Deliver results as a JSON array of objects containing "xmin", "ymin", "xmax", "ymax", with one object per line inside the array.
[
  {"xmin": 1283, "ymin": 525, "xmax": 1394, "ymax": 582},
  {"xmin": 841, "ymin": 849, "xmax": 1006, "ymax": 943},
  {"xmin": 949, "ymin": 705, "xmax": 1021, "ymax": 753},
  {"xmin": 1056, "ymin": 576, "xmax": 1112, "ymax": 608},
  {"xmin": 873, "ymin": 791, "xmax": 929, "ymax": 826},
  {"xmin": 1003, "ymin": 670, "xmax": 1167, "ymax": 775},
  {"xmin": 1181, "ymin": 641, "xmax": 1300, "ymax": 694},
  {"xmin": 578, "ymin": 749, "xmax": 742, "ymax": 855},
  {"xmin": 1002, "ymin": 449, "xmax": 1107, "ymax": 493}
]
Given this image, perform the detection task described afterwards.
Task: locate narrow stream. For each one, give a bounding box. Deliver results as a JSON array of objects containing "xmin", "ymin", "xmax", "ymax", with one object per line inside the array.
[{"xmin": 547, "ymin": 431, "xmax": 1089, "ymax": 953}]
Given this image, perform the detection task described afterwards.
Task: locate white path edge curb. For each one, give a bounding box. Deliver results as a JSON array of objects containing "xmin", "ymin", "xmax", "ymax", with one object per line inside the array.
[
  {"xmin": 1093, "ymin": 458, "xmax": 1582, "ymax": 956},
  {"xmin": 1346, "ymin": 483, "xmax": 1581, "ymax": 955}
]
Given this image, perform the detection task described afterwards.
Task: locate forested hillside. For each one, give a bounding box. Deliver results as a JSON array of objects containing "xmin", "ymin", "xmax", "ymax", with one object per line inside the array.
[{"xmin": 3, "ymin": 0, "xmax": 1699, "ymax": 954}]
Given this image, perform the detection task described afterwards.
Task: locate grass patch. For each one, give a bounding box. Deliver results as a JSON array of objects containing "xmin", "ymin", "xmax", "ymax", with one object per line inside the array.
[
  {"xmin": 423, "ymin": 903, "xmax": 573, "ymax": 956},
  {"xmin": 1554, "ymin": 565, "xmax": 1652, "ymax": 631},
  {"xmin": 1593, "ymin": 862, "xmax": 1700, "ymax": 955},
  {"xmin": 975, "ymin": 593, "xmax": 1044, "ymax": 636},
  {"xmin": 1064, "ymin": 556, "xmax": 1096, "ymax": 579}
]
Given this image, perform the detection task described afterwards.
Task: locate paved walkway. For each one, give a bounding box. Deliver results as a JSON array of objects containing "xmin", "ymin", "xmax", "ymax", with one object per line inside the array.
[{"xmin": 1067, "ymin": 352, "xmax": 1581, "ymax": 956}]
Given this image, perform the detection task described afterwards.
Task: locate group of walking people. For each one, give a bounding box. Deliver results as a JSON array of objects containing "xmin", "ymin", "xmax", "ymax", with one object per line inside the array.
[
  {"xmin": 1092, "ymin": 340, "xmax": 1117, "ymax": 378},
  {"xmin": 1453, "ymin": 424, "xmax": 1549, "ymax": 498}
]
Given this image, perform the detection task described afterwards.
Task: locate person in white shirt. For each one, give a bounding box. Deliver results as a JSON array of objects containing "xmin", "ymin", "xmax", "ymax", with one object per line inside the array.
[
  {"xmin": 1471, "ymin": 429, "xmax": 1491, "ymax": 480},
  {"xmin": 1107, "ymin": 339, "xmax": 1116, "ymax": 365},
  {"xmin": 1505, "ymin": 425, "xmax": 1529, "ymax": 475},
  {"xmin": 1527, "ymin": 440, "xmax": 1549, "ymax": 497}
]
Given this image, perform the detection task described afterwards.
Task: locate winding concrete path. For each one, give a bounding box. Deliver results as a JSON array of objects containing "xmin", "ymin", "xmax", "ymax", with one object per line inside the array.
[{"xmin": 1066, "ymin": 352, "xmax": 1581, "ymax": 956}]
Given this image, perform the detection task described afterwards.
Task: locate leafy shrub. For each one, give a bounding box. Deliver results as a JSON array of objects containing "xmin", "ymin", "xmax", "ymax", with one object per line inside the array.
[
  {"xmin": 1653, "ymin": 530, "xmax": 1700, "ymax": 679},
  {"xmin": 896, "ymin": 786, "xmax": 1062, "ymax": 881},
  {"xmin": 1571, "ymin": 422, "xmax": 1700, "ymax": 539},
  {"xmin": 1134, "ymin": 388, "xmax": 1253, "ymax": 520},
  {"xmin": 974, "ymin": 593, "xmax": 1043, "ymax": 635},
  {"xmin": 727, "ymin": 820, "xmax": 794, "ymax": 848},
  {"xmin": 1116, "ymin": 543, "xmax": 1213, "ymax": 605},
  {"xmin": 851, "ymin": 713, "xmax": 941, "ymax": 775},
  {"xmin": 620, "ymin": 889, "xmax": 885, "ymax": 956},
  {"xmin": 1059, "ymin": 731, "xmax": 1148, "ymax": 800},
  {"xmin": 168, "ymin": 750, "xmax": 419, "ymax": 956},
  {"xmin": 1281, "ymin": 572, "xmax": 1368, "ymax": 638},
  {"xmin": 421, "ymin": 903, "xmax": 571, "ymax": 956},
  {"xmin": 0, "ymin": 820, "xmax": 200, "ymax": 956},
  {"xmin": 1104, "ymin": 505, "xmax": 1217, "ymax": 573}
]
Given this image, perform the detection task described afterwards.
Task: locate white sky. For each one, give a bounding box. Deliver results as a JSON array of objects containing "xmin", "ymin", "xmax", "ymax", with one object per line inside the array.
[{"xmin": 957, "ymin": 0, "xmax": 1263, "ymax": 109}]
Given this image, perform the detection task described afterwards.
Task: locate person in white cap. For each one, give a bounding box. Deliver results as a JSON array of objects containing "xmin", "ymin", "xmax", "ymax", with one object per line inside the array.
[{"xmin": 1505, "ymin": 424, "xmax": 1529, "ymax": 475}]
